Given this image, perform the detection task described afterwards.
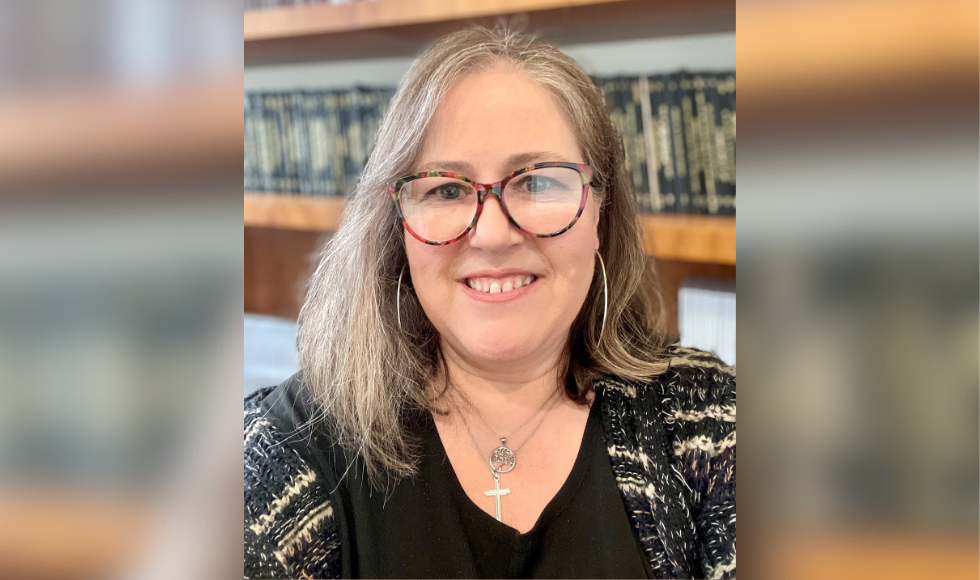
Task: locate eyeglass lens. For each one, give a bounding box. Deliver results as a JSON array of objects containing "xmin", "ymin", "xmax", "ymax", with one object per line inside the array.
[{"xmin": 398, "ymin": 167, "xmax": 585, "ymax": 243}]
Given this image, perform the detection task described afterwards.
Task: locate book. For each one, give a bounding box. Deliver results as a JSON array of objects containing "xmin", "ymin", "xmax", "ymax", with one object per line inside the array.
[
  {"xmin": 290, "ymin": 91, "xmax": 311, "ymax": 195},
  {"xmin": 244, "ymin": 94, "xmax": 259, "ymax": 190},
  {"xmin": 679, "ymin": 277, "xmax": 736, "ymax": 366}
]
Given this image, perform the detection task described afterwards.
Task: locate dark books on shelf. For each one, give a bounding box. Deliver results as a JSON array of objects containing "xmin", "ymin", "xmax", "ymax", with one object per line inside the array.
[
  {"xmin": 244, "ymin": 71, "xmax": 734, "ymax": 215},
  {"xmin": 600, "ymin": 72, "xmax": 736, "ymax": 215},
  {"xmin": 244, "ymin": 87, "xmax": 394, "ymax": 196}
]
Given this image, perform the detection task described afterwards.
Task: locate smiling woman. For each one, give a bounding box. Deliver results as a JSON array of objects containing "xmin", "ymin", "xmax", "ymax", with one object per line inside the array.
[{"xmin": 244, "ymin": 26, "xmax": 735, "ymax": 580}]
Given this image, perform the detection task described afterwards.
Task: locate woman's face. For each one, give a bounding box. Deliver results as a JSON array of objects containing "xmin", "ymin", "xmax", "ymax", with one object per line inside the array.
[{"xmin": 405, "ymin": 66, "xmax": 600, "ymax": 370}]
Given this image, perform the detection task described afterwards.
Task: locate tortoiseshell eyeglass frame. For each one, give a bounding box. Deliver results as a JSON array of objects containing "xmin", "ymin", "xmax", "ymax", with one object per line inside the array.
[{"xmin": 388, "ymin": 161, "xmax": 594, "ymax": 246}]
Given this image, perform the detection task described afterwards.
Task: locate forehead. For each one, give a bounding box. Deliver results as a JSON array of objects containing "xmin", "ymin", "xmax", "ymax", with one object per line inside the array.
[{"xmin": 418, "ymin": 66, "xmax": 583, "ymax": 178}]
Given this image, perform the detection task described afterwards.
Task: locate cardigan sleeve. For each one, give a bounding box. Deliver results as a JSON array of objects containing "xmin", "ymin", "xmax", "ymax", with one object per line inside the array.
[
  {"xmin": 662, "ymin": 347, "xmax": 736, "ymax": 579},
  {"xmin": 245, "ymin": 387, "xmax": 342, "ymax": 579}
]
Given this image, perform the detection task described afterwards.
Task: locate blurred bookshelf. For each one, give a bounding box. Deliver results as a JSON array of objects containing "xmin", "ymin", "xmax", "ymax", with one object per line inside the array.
[
  {"xmin": 244, "ymin": 193, "xmax": 735, "ymax": 265},
  {"xmin": 0, "ymin": 83, "xmax": 241, "ymax": 191}
]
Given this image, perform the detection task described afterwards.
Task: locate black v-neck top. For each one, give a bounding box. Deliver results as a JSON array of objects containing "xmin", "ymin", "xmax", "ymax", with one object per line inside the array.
[{"xmin": 263, "ymin": 381, "xmax": 655, "ymax": 579}]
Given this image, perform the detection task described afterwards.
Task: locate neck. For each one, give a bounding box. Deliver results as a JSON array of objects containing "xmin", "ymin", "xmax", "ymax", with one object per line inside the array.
[{"xmin": 432, "ymin": 337, "xmax": 565, "ymax": 433}]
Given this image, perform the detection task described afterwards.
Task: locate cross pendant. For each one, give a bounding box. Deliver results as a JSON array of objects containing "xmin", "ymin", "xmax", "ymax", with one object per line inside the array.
[{"xmin": 483, "ymin": 472, "xmax": 511, "ymax": 521}]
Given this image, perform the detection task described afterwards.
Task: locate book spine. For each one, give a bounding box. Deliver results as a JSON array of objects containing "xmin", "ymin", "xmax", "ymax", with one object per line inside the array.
[
  {"xmin": 650, "ymin": 76, "xmax": 676, "ymax": 213},
  {"xmin": 337, "ymin": 90, "xmax": 355, "ymax": 197},
  {"xmin": 304, "ymin": 92, "xmax": 325, "ymax": 195},
  {"xmin": 693, "ymin": 76, "xmax": 718, "ymax": 215},
  {"xmin": 257, "ymin": 94, "xmax": 279, "ymax": 192},
  {"xmin": 667, "ymin": 74, "xmax": 691, "ymax": 214},
  {"xmin": 637, "ymin": 76, "xmax": 662, "ymax": 212},
  {"xmin": 620, "ymin": 78, "xmax": 644, "ymax": 212},
  {"xmin": 601, "ymin": 77, "xmax": 631, "ymax": 208},
  {"xmin": 244, "ymin": 94, "xmax": 258, "ymax": 191},
  {"xmin": 362, "ymin": 88, "xmax": 385, "ymax": 175},
  {"xmin": 291, "ymin": 90, "xmax": 311, "ymax": 195},
  {"xmin": 325, "ymin": 91, "xmax": 345, "ymax": 197},
  {"xmin": 251, "ymin": 93, "xmax": 266, "ymax": 190},
  {"xmin": 682, "ymin": 74, "xmax": 705, "ymax": 214},
  {"xmin": 269, "ymin": 93, "xmax": 290, "ymax": 193},
  {"xmin": 718, "ymin": 73, "xmax": 736, "ymax": 216},
  {"xmin": 280, "ymin": 92, "xmax": 301, "ymax": 193},
  {"xmin": 628, "ymin": 77, "xmax": 651, "ymax": 212},
  {"xmin": 348, "ymin": 87, "xmax": 366, "ymax": 196}
]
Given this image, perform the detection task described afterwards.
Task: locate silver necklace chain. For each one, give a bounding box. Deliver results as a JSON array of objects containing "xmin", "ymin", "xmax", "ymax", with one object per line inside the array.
[
  {"xmin": 456, "ymin": 389, "xmax": 563, "ymax": 473},
  {"xmin": 455, "ymin": 386, "xmax": 561, "ymax": 443}
]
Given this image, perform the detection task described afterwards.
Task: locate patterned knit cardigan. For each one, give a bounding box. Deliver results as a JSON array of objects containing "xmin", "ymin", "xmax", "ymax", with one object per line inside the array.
[{"xmin": 244, "ymin": 346, "xmax": 736, "ymax": 579}]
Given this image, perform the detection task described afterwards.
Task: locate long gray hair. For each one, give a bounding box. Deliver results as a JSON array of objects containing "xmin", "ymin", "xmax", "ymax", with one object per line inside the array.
[{"xmin": 297, "ymin": 25, "xmax": 669, "ymax": 489}]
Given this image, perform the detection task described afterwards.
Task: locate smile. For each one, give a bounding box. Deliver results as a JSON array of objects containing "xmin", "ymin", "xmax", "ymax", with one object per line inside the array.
[
  {"xmin": 465, "ymin": 275, "xmax": 537, "ymax": 294},
  {"xmin": 459, "ymin": 272, "xmax": 540, "ymax": 303}
]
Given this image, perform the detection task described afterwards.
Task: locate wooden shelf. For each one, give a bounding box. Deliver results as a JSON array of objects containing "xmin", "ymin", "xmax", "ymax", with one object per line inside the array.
[
  {"xmin": 245, "ymin": 192, "xmax": 348, "ymax": 232},
  {"xmin": 0, "ymin": 81, "xmax": 242, "ymax": 192},
  {"xmin": 639, "ymin": 212, "xmax": 735, "ymax": 265},
  {"xmin": 0, "ymin": 488, "xmax": 147, "ymax": 579},
  {"xmin": 245, "ymin": 0, "xmax": 735, "ymax": 64},
  {"xmin": 245, "ymin": 193, "xmax": 735, "ymax": 265},
  {"xmin": 738, "ymin": 0, "xmax": 977, "ymax": 103}
]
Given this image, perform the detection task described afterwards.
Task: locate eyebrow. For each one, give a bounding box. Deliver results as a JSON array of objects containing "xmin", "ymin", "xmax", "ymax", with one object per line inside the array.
[{"xmin": 416, "ymin": 151, "xmax": 568, "ymax": 176}]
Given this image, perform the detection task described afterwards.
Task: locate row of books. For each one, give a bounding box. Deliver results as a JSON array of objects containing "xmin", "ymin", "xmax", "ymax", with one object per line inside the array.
[
  {"xmin": 245, "ymin": 0, "xmax": 374, "ymax": 11},
  {"xmin": 245, "ymin": 87, "xmax": 395, "ymax": 196},
  {"xmin": 679, "ymin": 277, "xmax": 736, "ymax": 366},
  {"xmin": 244, "ymin": 71, "xmax": 735, "ymax": 215},
  {"xmin": 600, "ymin": 72, "xmax": 735, "ymax": 215}
]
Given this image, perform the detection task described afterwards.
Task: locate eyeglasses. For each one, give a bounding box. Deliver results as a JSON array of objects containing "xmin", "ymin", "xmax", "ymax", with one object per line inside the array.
[{"xmin": 388, "ymin": 162, "xmax": 594, "ymax": 246}]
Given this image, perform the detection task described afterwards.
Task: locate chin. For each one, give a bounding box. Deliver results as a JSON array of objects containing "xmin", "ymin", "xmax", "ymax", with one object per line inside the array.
[{"xmin": 457, "ymin": 334, "xmax": 541, "ymax": 364}]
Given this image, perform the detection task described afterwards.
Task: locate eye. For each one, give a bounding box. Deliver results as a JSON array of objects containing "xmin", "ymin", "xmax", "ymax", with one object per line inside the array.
[
  {"xmin": 519, "ymin": 175, "xmax": 555, "ymax": 193},
  {"xmin": 426, "ymin": 183, "xmax": 464, "ymax": 200}
]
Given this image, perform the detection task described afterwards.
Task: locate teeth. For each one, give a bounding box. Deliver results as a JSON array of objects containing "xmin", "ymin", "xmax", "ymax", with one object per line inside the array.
[{"xmin": 465, "ymin": 275, "xmax": 537, "ymax": 294}]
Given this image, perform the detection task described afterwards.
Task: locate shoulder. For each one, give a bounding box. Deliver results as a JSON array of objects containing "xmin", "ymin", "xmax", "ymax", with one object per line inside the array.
[
  {"xmin": 595, "ymin": 345, "xmax": 735, "ymax": 454},
  {"xmin": 658, "ymin": 345, "xmax": 736, "ymax": 416},
  {"xmin": 244, "ymin": 374, "xmax": 342, "ymax": 579},
  {"xmin": 594, "ymin": 346, "xmax": 736, "ymax": 578},
  {"xmin": 596, "ymin": 345, "xmax": 735, "ymax": 413}
]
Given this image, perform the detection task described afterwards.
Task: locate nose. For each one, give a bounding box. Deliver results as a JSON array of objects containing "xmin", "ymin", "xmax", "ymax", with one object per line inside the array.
[{"xmin": 469, "ymin": 194, "xmax": 523, "ymax": 251}]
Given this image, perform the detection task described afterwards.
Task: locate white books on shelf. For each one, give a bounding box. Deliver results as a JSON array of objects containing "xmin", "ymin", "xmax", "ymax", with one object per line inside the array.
[{"xmin": 678, "ymin": 277, "xmax": 736, "ymax": 366}]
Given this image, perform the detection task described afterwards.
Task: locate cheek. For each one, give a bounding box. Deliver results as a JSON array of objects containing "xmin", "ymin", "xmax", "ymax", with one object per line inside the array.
[
  {"xmin": 404, "ymin": 238, "xmax": 456, "ymax": 305},
  {"xmin": 549, "ymin": 233, "xmax": 598, "ymax": 302}
]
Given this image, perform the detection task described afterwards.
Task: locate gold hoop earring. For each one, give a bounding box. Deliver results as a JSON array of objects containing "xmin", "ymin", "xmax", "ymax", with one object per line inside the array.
[
  {"xmin": 597, "ymin": 251, "xmax": 608, "ymax": 346},
  {"xmin": 397, "ymin": 265, "xmax": 406, "ymax": 331}
]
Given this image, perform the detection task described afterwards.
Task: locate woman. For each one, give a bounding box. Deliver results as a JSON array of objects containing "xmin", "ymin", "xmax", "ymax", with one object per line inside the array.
[{"xmin": 245, "ymin": 27, "xmax": 735, "ymax": 579}]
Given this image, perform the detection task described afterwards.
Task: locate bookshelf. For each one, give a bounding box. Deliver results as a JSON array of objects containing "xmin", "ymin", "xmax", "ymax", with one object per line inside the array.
[
  {"xmin": 0, "ymin": 82, "xmax": 241, "ymax": 191},
  {"xmin": 244, "ymin": 193, "xmax": 735, "ymax": 266},
  {"xmin": 0, "ymin": 488, "xmax": 146, "ymax": 579},
  {"xmin": 245, "ymin": 0, "xmax": 735, "ymax": 64}
]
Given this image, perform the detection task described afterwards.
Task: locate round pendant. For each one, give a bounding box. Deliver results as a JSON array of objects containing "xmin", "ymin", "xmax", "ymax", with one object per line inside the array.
[{"xmin": 490, "ymin": 445, "xmax": 516, "ymax": 473}]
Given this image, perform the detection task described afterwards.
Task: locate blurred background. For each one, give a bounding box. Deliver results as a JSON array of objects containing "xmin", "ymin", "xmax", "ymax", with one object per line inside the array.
[
  {"xmin": 738, "ymin": 0, "xmax": 978, "ymax": 578},
  {"xmin": 0, "ymin": 0, "xmax": 244, "ymax": 579},
  {"xmin": 0, "ymin": 0, "xmax": 975, "ymax": 580}
]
